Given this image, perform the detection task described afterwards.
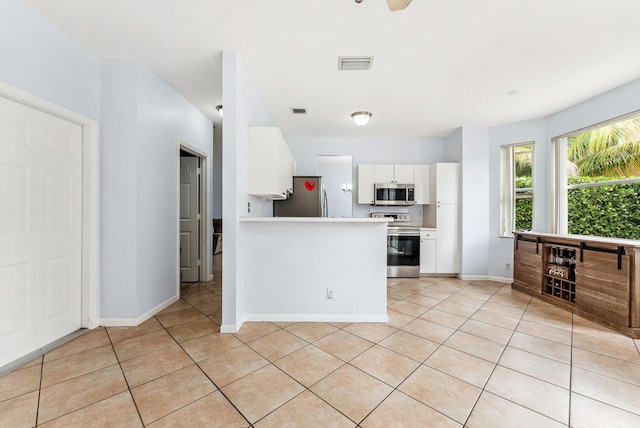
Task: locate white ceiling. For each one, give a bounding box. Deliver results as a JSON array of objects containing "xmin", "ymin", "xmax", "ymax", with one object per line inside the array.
[{"xmin": 24, "ymin": 0, "xmax": 640, "ymax": 138}]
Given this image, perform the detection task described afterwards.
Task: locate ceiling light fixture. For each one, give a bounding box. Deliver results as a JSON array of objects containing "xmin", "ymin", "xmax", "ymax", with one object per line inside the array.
[
  {"xmin": 351, "ymin": 111, "xmax": 372, "ymax": 127},
  {"xmin": 216, "ymin": 105, "xmax": 223, "ymax": 117}
]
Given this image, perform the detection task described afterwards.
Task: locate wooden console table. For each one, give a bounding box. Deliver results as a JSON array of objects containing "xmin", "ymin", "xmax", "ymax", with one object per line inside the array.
[{"xmin": 512, "ymin": 232, "xmax": 640, "ymax": 338}]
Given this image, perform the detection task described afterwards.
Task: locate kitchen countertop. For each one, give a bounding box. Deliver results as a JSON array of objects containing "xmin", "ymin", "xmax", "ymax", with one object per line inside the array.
[
  {"xmin": 239, "ymin": 217, "xmax": 390, "ymax": 223},
  {"xmin": 515, "ymin": 231, "xmax": 640, "ymax": 247}
]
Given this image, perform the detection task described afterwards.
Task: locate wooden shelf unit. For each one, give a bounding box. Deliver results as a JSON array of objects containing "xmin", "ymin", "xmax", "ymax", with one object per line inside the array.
[
  {"xmin": 542, "ymin": 244, "xmax": 577, "ymax": 303},
  {"xmin": 512, "ymin": 232, "xmax": 640, "ymax": 338}
]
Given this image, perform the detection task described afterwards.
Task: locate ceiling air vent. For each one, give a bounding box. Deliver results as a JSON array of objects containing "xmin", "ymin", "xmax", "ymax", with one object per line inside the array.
[
  {"xmin": 338, "ymin": 56, "xmax": 374, "ymax": 71},
  {"xmin": 290, "ymin": 107, "xmax": 308, "ymax": 115}
]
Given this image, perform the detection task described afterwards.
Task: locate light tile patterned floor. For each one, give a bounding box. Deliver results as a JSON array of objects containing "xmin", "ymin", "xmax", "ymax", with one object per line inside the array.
[{"xmin": 2, "ymin": 261, "xmax": 640, "ymax": 427}]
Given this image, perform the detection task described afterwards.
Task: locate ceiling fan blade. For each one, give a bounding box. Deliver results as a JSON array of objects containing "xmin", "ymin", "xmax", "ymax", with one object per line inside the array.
[{"xmin": 387, "ymin": 0, "xmax": 413, "ymax": 11}]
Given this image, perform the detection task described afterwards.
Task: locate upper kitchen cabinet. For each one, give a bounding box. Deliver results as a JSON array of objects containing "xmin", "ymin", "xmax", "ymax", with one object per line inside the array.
[
  {"xmin": 375, "ymin": 164, "xmax": 414, "ymax": 184},
  {"xmin": 358, "ymin": 164, "xmax": 430, "ymax": 205},
  {"xmin": 393, "ymin": 165, "xmax": 415, "ymax": 183},
  {"xmin": 248, "ymin": 127, "xmax": 296, "ymax": 200},
  {"xmin": 414, "ymin": 165, "xmax": 430, "ymax": 205},
  {"xmin": 430, "ymin": 163, "xmax": 459, "ymax": 205},
  {"xmin": 358, "ymin": 164, "xmax": 376, "ymax": 204}
]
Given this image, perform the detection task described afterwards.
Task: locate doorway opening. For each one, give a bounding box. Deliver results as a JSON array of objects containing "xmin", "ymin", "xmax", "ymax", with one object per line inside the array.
[{"xmin": 178, "ymin": 143, "xmax": 209, "ymax": 295}]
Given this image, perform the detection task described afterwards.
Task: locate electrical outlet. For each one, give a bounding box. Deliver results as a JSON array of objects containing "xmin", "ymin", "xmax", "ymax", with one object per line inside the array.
[
  {"xmin": 505, "ymin": 263, "xmax": 511, "ymax": 271},
  {"xmin": 326, "ymin": 288, "xmax": 334, "ymax": 300},
  {"xmin": 247, "ymin": 202, "xmax": 251, "ymax": 213}
]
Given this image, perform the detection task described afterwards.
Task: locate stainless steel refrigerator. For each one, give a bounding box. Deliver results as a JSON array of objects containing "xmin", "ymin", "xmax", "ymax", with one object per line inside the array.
[{"xmin": 273, "ymin": 176, "xmax": 328, "ymax": 217}]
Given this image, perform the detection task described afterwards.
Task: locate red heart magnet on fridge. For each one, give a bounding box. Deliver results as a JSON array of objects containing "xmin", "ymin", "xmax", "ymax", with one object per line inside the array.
[{"xmin": 304, "ymin": 180, "xmax": 316, "ymax": 191}]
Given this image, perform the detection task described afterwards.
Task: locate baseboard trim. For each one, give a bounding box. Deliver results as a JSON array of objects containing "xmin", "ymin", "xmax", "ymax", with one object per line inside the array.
[
  {"xmin": 459, "ymin": 274, "xmax": 513, "ymax": 283},
  {"xmin": 100, "ymin": 295, "xmax": 180, "ymax": 327},
  {"xmin": 243, "ymin": 314, "xmax": 389, "ymax": 323},
  {"xmin": 220, "ymin": 315, "xmax": 245, "ymax": 334}
]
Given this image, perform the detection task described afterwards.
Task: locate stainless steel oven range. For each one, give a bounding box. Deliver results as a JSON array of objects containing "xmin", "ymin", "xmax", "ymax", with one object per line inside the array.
[{"xmin": 371, "ymin": 213, "xmax": 420, "ymax": 278}]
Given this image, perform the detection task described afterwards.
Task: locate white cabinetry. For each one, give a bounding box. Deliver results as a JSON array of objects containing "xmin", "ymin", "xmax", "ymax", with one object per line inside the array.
[
  {"xmin": 248, "ymin": 127, "xmax": 296, "ymax": 200},
  {"xmin": 375, "ymin": 164, "xmax": 414, "ymax": 184},
  {"xmin": 392, "ymin": 165, "xmax": 414, "ymax": 183},
  {"xmin": 424, "ymin": 163, "xmax": 460, "ymax": 274},
  {"xmin": 358, "ymin": 164, "xmax": 430, "ymax": 205},
  {"xmin": 430, "ymin": 162, "xmax": 459, "ymax": 204},
  {"xmin": 414, "ymin": 165, "xmax": 430, "ymax": 204},
  {"xmin": 374, "ymin": 165, "xmax": 394, "ymax": 183},
  {"xmin": 357, "ymin": 165, "xmax": 376, "ymax": 204},
  {"xmin": 420, "ymin": 229, "xmax": 437, "ymax": 274}
]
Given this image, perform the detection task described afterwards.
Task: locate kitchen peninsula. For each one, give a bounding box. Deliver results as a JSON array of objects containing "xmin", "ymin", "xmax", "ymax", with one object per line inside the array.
[{"xmin": 239, "ymin": 217, "xmax": 389, "ymax": 322}]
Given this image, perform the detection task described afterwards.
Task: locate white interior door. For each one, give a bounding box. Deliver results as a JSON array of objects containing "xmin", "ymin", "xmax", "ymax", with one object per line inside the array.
[
  {"xmin": 179, "ymin": 156, "xmax": 200, "ymax": 283},
  {"xmin": 0, "ymin": 97, "xmax": 82, "ymax": 367}
]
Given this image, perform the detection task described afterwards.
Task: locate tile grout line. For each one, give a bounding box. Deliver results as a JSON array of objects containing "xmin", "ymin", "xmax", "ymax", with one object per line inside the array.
[
  {"xmin": 33, "ymin": 329, "xmax": 133, "ymax": 427},
  {"xmin": 162, "ymin": 291, "xmax": 255, "ymax": 428},
  {"xmin": 568, "ymin": 313, "xmax": 574, "ymax": 428},
  {"xmin": 105, "ymin": 326, "xmax": 147, "ymax": 427},
  {"xmin": 352, "ymin": 279, "xmax": 503, "ymax": 425},
  {"xmin": 417, "ymin": 280, "xmax": 511, "ymax": 427},
  {"xmin": 34, "ymin": 356, "xmax": 44, "ymax": 426},
  {"xmin": 460, "ymin": 291, "xmax": 538, "ymax": 427},
  {"xmin": 357, "ymin": 278, "xmax": 507, "ymax": 426}
]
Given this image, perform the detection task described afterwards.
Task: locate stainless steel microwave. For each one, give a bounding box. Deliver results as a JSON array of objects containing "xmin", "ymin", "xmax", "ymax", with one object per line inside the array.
[{"xmin": 374, "ymin": 183, "xmax": 416, "ymax": 206}]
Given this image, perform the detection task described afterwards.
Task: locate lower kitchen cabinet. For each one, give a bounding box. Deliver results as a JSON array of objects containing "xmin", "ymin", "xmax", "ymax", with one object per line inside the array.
[
  {"xmin": 512, "ymin": 232, "xmax": 640, "ymax": 338},
  {"xmin": 423, "ymin": 204, "xmax": 459, "ymax": 274},
  {"xmin": 419, "ymin": 229, "xmax": 436, "ymax": 274}
]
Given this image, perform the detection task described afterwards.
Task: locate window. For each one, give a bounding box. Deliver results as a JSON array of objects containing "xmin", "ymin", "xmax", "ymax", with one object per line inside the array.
[
  {"xmin": 553, "ymin": 113, "xmax": 640, "ymax": 240},
  {"xmin": 500, "ymin": 143, "xmax": 534, "ymax": 237}
]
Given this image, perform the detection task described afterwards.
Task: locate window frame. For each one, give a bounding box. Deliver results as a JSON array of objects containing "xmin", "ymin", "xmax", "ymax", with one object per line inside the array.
[
  {"xmin": 500, "ymin": 142, "xmax": 535, "ymax": 238},
  {"xmin": 552, "ymin": 111, "xmax": 640, "ymax": 237}
]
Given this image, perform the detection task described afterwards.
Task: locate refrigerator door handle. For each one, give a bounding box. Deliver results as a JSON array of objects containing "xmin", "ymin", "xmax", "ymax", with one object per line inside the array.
[{"xmin": 323, "ymin": 188, "xmax": 328, "ymax": 217}]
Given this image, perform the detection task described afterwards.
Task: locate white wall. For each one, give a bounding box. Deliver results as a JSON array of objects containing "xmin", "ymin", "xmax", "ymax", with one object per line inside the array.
[
  {"xmin": 100, "ymin": 60, "xmax": 139, "ymax": 318},
  {"xmin": 546, "ymin": 79, "xmax": 640, "ymax": 141},
  {"xmin": 459, "ymin": 127, "xmax": 491, "ymax": 278},
  {"xmin": 243, "ymin": 220, "xmax": 388, "ymax": 322},
  {"xmin": 100, "ymin": 59, "xmax": 214, "ymax": 321},
  {"xmin": 0, "ymin": 0, "xmax": 100, "ymax": 119},
  {"xmin": 134, "ymin": 61, "xmax": 213, "ymax": 317},
  {"xmin": 1, "ymin": 1, "xmax": 214, "ymax": 323},
  {"xmin": 286, "ymin": 136, "xmax": 444, "ymax": 219},
  {"xmin": 221, "ymin": 51, "xmax": 275, "ymax": 332},
  {"xmin": 443, "ymin": 128, "xmax": 463, "ymax": 162}
]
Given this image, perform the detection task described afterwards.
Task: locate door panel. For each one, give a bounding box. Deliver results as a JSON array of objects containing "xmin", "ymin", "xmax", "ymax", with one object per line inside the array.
[
  {"xmin": 436, "ymin": 204, "xmax": 458, "ymax": 273},
  {"xmin": 576, "ymin": 250, "xmax": 631, "ymax": 326},
  {"xmin": 0, "ymin": 97, "xmax": 82, "ymax": 367},
  {"xmin": 179, "ymin": 156, "xmax": 199, "ymax": 283},
  {"xmin": 513, "ymin": 239, "xmax": 542, "ymax": 293}
]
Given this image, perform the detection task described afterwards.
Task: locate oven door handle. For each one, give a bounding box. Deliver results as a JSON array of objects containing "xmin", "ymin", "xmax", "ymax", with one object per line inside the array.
[{"xmin": 387, "ymin": 232, "xmax": 420, "ymax": 237}]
